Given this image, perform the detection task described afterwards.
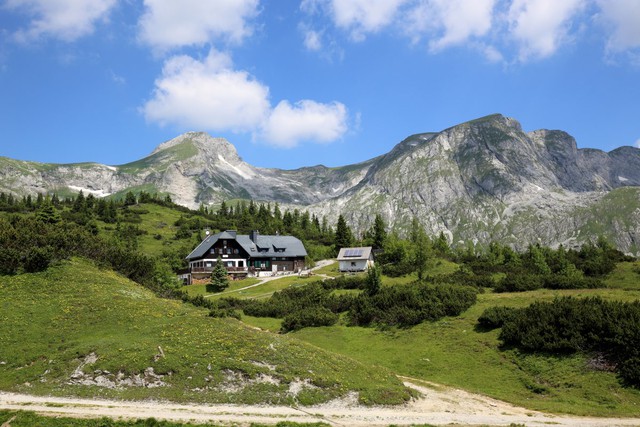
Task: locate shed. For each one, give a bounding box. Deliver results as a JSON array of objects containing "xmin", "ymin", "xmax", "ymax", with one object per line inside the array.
[{"xmin": 337, "ymin": 247, "xmax": 374, "ymax": 272}]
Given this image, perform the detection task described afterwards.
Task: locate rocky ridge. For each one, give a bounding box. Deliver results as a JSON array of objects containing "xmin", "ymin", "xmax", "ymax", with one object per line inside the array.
[{"xmin": 2, "ymin": 114, "xmax": 640, "ymax": 253}]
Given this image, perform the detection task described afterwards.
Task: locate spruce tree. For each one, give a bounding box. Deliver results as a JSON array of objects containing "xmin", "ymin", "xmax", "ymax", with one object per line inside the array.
[
  {"xmin": 372, "ymin": 214, "xmax": 387, "ymax": 249},
  {"xmin": 334, "ymin": 214, "xmax": 353, "ymax": 249},
  {"xmin": 210, "ymin": 257, "xmax": 230, "ymax": 291}
]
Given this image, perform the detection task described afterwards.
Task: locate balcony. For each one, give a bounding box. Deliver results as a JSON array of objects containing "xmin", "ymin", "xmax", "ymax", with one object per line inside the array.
[{"xmin": 190, "ymin": 266, "xmax": 248, "ymax": 274}]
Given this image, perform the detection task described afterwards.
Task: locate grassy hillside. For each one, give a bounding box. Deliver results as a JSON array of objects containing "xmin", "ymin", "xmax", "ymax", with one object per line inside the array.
[
  {"xmin": 230, "ymin": 260, "xmax": 640, "ymax": 417},
  {"xmin": 0, "ymin": 258, "xmax": 411, "ymax": 406},
  {"xmin": 286, "ymin": 266, "xmax": 640, "ymax": 417}
]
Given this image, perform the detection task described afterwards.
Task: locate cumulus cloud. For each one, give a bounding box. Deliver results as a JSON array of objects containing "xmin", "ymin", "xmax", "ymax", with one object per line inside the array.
[
  {"xmin": 5, "ymin": 0, "xmax": 116, "ymax": 42},
  {"xmin": 142, "ymin": 49, "xmax": 270, "ymax": 132},
  {"xmin": 138, "ymin": 0, "xmax": 259, "ymax": 50},
  {"xmin": 302, "ymin": 0, "xmax": 409, "ymax": 41},
  {"xmin": 258, "ymin": 100, "xmax": 348, "ymax": 148},
  {"xmin": 635, "ymin": 139, "xmax": 640, "ymax": 149},
  {"xmin": 142, "ymin": 49, "xmax": 349, "ymax": 147},
  {"xmin": 405, "ymin": 0, "xmax": 496, "ymax": 52},
  {"xmin": 596, "ymin": 0, "xmax": 640, "ymax": 54},
  {"xmin": 507, "ymin": 0, "xmax": 586, "ymax": 61}
]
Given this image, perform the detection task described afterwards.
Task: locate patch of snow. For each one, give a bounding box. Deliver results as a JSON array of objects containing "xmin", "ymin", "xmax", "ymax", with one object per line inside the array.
[
  {"xmin": 332, "ymin": 187, "xmax": 340, "ymax": 193},
  {"xmin": 104, "ymin": 165, "xmax": 117, "ymax": 171},
  {"xmin": 217, "ymin": 154, "xmax": 254, "ymax": 180},
  {"xmin": 619, "ymin": 176, "xmax": 629, "ymax": 182},
  {"xmin": 68, "ymin": 185, "xmax": 111, "ymax": 198}
]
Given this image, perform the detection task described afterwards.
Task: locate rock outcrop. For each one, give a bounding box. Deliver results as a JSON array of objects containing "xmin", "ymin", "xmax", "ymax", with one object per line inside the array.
[{"xmin": 2, "ymin": 114, "xmax": 640, "ymax": 253}]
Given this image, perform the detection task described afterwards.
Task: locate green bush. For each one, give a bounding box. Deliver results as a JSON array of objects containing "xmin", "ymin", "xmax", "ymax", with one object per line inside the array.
[
  {"xmin": 543, "ymin": 274, "xmax": 603, "ymax": 290},
  {"xmin": 477, "ymin": 306, "xmax": 517, "ymax": 329},
  {"xmin": 281, "ymin": 307, "xmax": 339, "ymax": 332},
  {"xmin": 494, "ymin": 273, "xmax": 543, "ymax": 292},
  {"xmin": 497, "ymin": 297, "xmax": 640, "ymax": 388},
  {"xmin": 349, "ymin": 283, "xmax": 477, "ymax": 328}
]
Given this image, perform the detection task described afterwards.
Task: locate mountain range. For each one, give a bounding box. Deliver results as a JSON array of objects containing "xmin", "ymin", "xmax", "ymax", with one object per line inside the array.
[{"xmin": 2, "ymin": 114, "xmax": 640, "ymax": 253}]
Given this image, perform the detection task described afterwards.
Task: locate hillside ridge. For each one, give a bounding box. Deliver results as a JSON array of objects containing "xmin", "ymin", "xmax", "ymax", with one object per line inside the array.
[{"xmin": 1, "ymin": 114, "xmax": 640, "ymax": 252}]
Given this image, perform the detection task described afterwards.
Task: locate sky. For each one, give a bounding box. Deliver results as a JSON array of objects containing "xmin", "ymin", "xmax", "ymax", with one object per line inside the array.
[{"xmin": 0, "ymin": 0, "xmax": 639, "ymax": 170}]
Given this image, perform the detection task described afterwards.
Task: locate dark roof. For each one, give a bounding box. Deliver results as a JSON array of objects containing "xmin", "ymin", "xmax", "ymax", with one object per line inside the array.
[{"xmin": 186, "ymin": 231, "xmax": 307, "ymax": 260}]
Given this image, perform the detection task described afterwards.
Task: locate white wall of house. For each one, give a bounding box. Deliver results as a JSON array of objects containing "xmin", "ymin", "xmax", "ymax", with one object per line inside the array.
[{"xmin": 339, "ymin": 259, "xmax": 371, "ymax": 272}]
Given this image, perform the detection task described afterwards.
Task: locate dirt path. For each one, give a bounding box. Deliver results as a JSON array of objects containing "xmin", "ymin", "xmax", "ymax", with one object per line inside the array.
[
  {"xmin": 204, "ymin": 259, "xmax": 336, "ymax": 298},
  {"xmin": 1, "ymin": 379, "xmax": 639, "ymax": 426}
]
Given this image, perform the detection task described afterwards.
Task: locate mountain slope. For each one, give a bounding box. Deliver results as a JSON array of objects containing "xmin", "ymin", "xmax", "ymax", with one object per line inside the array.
[
  {"xmin": 306, "ymin": 115, "xmax": 640, "ymax": 252},
  {"xmin": 2, "ymin": 114, "xmax": 640, "ymax": 252},
  {"xmin": 0, "ymin": 258, "xmax": 410, "ymax": 405}
]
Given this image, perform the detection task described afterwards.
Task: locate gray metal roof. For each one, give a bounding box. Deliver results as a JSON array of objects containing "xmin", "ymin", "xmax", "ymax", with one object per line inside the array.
[
  {"xmin": 186, "ymin": 231, "xmax": 307, "ymax": 260},
  {"xmin": 337, "ymin": 246, "xmax": 373, "ymax": 261}
]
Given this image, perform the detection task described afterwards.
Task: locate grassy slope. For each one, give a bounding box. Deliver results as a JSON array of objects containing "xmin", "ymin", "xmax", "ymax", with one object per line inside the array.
[
  {"xmin": 242, "ymin": 261, "xmax": 640, "ymax": 417},
  {"xmin": 0, "ymin": 259, "xmax": 410, "ymax": 406},
  {"xmin": 180, "ymin": 253, "xmax": 640, "ymax": 415}
]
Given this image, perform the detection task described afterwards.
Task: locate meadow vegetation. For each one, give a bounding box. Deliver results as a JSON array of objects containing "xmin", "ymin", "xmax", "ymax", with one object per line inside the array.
[{"xmin": 1, "ymin": 190, "xmax": 640, "ymax": 417}]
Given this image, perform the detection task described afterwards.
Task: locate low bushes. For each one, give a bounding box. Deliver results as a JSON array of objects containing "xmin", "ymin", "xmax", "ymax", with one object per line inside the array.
[
  {"xmin": 348, "ymin": 283, "xmax": 477, "ymax": 327},
  {"xmin": 490, "ymin": 297, "xmax": 640, "ymax": 387},
  {"xmin": 239, "ymin": 277, "xmax": 478, "ymax": 331}
]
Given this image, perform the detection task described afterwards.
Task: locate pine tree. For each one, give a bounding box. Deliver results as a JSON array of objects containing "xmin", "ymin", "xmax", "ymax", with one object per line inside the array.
[
  {"xmin": 210, "ymin": 257, "xmax": 229, "ymax": 291},
  {"xmin": 124, "ymin": 191, "xmax": 137, "ymax": 206},
  {"xmin": 334, "ymin": 214, "xmax": 353, "ymax": 249},
  {"xmin": 372, "ymin": 214, "xmax": 387, "ymax": 249},
  {"xmin": 35, "ymin": 201, "xmax": 60, "ymax": 224}
]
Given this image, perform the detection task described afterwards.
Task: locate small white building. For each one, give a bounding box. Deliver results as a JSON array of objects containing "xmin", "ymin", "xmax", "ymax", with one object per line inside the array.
[{"xmin": 337, "ymin": 247, "xmax": 374, "ymax": 272}]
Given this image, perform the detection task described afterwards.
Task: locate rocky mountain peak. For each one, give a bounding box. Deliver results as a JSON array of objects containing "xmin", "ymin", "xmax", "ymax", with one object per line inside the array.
[{"xmin": 151, "ymin": 132, "xmax": 241, "ymax": 164}]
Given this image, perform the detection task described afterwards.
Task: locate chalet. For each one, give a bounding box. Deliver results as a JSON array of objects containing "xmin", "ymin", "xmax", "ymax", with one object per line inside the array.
[
  {"xmin": 183, "ymin": 230, "xmax": 307, "ymax": 284},
  {"xmin": 337, "ymin": 247, "xmax": 374, "ymax": 272}
]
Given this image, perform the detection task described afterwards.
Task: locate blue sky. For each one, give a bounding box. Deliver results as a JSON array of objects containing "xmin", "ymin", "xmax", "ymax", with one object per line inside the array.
[{"xmin": 1, "ymin": 0, "xmax": 639, "ymax": 170}]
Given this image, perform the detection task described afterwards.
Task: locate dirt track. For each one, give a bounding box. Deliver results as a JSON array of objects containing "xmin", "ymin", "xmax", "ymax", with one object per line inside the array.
[{"xmin": 2, "ymin": 380, "xmax": 640, "ymax": 426}]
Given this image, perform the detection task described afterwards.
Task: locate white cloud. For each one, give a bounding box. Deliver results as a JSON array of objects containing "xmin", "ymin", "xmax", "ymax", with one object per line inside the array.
[
  {"xmin": 635, "ymin": 139, "xmax": 640, "ymax": 148},
  {"xmin": 5, "ymin": 0, "xmax": 116, "ymax": 42},
  {"xmin": 405, "ymin": 0, "xmax": 496, "ymax": 52},
  {"xmin": 138, "ymin": 0, "xmax": 259, "ymax": 50},
  {"xmin": 303, "ymin": 28, "xmax": 323, "ymax": 51},
  {"xmin": 142, "ymin": 49, "xmax": 270, "ymax": 132},
  {"xmin": 507, "ymin": 0, "xmax": 586, "ymax": 61},
  {"xmin": 302, "ymin": 0, "xmax": 409, "ymax": 41},
  {"xmin": 142, "ymin": 49, "xmax": 349, "ymax": 147},
  {"xmin": 597, "ymin": 0, "xmax": 640, "ymax": 53},
  {"xmin": 259, "ymin": 100, "xmax": 348, "ymax": 148}
]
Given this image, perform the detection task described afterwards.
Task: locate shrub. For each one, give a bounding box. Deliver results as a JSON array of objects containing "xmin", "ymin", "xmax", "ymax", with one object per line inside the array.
[
  {"xmin": 349, "ymin": 283, "xmax": 477, "ymax": 328},
  {"xmin": 494, "ymin": 273, "xmax": 543, "ymax": 292},
  {"xmin": 477, "ymin": 306, "xmax": 517, "ymax": 329},
  {"xmin": 497, "ymin": 297, "xmax": 640, "ymax": 389},
  {"xmin": 23, "ymin": 246, "xmax": 52, "ymax": 273},
  {"xmin": 543, "ymin": 274, "xmax": 603, "ymax": 290},
  {"xmin": 281, "ymin": 307, "xmax": 338, "ymax": 332}
]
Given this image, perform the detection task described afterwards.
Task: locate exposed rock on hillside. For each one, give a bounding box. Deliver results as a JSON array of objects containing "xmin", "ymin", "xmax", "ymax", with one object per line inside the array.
[{"xmin": 2, "ymin": 114, "xmax": 639, "ymax": 253}]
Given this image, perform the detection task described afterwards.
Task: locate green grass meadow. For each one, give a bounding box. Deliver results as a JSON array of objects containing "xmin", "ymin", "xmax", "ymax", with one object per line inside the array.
[
  {"xmin": 241, "ymin": 260, "xmax": 640, "ymax": 417},
  {"xmin": 0, "ymin": 258, "xmax": 411, "ymax": 406}
]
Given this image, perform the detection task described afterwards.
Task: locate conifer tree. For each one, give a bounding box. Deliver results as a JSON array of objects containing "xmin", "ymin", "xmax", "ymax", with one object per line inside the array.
[
  {"xmin": 372, "ymin": 214, "xmax": 387, "ymax": 249},
  {"xmin": 334, "ymin": 214, "xmax": 353, "ymax": 249},
  {"xmin": 210, "ymin": 257, "xmax": 229, "ymax": 291}
]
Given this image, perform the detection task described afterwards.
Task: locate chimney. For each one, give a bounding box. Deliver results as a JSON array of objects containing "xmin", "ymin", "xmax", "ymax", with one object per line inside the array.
[{"xmin": 250, "ymin": 230, "xmax": 259, "ymax": 243}]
